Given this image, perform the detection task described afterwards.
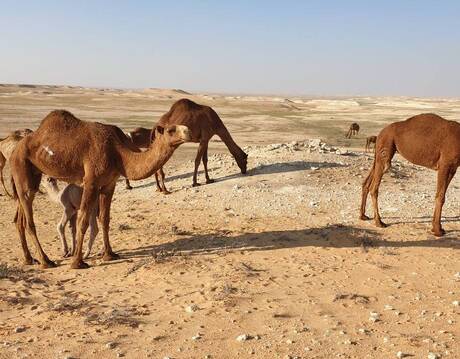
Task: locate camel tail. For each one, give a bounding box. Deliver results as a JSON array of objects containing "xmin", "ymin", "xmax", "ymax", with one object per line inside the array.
[
  {"xmin": 212, "ymin": 110, "xmax": 248, "ymax": 173},
  {"xmin": 1, "ymin": 168, "xmax": 13, "ymax": 198}
]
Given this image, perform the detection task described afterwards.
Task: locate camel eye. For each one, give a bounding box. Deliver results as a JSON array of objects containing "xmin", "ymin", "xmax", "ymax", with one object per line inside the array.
[{"xmin": 168, "ymin": 128, "xmax": 175, "ymax": 134}]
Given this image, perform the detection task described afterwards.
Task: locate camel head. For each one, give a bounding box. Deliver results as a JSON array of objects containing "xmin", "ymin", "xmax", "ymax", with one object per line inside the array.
[
  {"xmin": 236, "ymin": 152, "xmax": 248, "ymax": 174},
  {"xmin": 151, "ymin": 124, "xmax": 191, "ymax": 148}
]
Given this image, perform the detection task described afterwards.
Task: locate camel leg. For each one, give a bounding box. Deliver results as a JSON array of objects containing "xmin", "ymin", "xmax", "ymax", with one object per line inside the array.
[
  {"xmin": 71, "ymin": 183, "xmax": 98, "ymax": 269},
  {"xmin": 360, "ymin": 163, "xmax": 374, "ymax": 221},
  {"xmin": 19, "ymin": 191, "xmax": 56, "ymax": 268},
  {"xmin": 57, "ymin": 209, "xmax": 74, "ymax": 257},
  {"xmin": 69, "ymin": 214, "xmax": 77, "ymax": 256},
  {"xmin": 157, "ymin": 168, "xmax": 170, "ymax": 194},
  {"xmin": 125, "ymin": 179, "xmax": 133, "ymax": 190},
  {"xmin": 192, "ymin": 142, "xmax": 207, "ymax": 187},
  {"xmin": 0, "ymin": 152, "xmax": 12, "ymax": 197},
  {"xmin": 154, "ymin": 171, "xmax": 163, "ymax": 192},
  {"xmin": 84, "ymin": 208, "xmax": 99, "ymax": 259},
  {"xmin": 369, "ymin": 152, "xmax": 394, "ymax": 227},
  {"xmin": 431, "ymin": 166, "xmax": 456, "ymax": 236},
  {"xmin": 202, "ymin": 142, "xmax": 214, "ymax": 184},
  {"xmin": 99, "ymin": 183, "xmax": 119, "ymax": 261},
  {"xmin": 14, "ymin": 206, "xmax": 35, "ymax": 265}
]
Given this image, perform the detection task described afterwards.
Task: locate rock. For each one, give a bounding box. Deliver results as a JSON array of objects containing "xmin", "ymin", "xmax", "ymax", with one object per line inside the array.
[
  {"xmin": 452, "ymin": 300, "xmax": 459, "ymax": 307},
  {"xmin": 105, "ymin": 342, "xmax": 117, "ymax": 349},
  {"xmin": 192, "ymin": 334, "xmax": 202, "ymax": 340},
  {"xmin": 396, "ymin": 351, "xmax": 410, "ymax": 358},
  {"xmin": 454, "ymin": 272, "xmax": 460, "ymax": 281},
  {"xmin": 185, "ymin": 304, "xmax": 199, "ymax": 313},
  {"xmin": 14, "ymin": 326, "xmax": 26, "ymax": 333},
  {"xmin": 236, "ymin": 334, "xmax": 252, "ymax": 342},
  {"xmin": 428, "ymin": 353, "xmax": 440, "ymax": 359},
  {"xmin": 369, "ymin": 311, "xmax": 380, "ymax": 323}
]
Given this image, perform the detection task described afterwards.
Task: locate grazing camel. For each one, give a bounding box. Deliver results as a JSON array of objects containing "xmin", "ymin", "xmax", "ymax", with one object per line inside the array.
[
  {"xmin": 0, "ymin": 129, "xmax": 33, "ymax": 196},
  {"xmin": 365, "ymin": 135, "xmax": 377, "ymax": 152},
  {"xmin": 10, "ymin": 109, "xmax": 191, "ymax": 269},
  {"xmin": 42, "ymin": 176, "xmax": 98, "ymax": 259},
  {"xmin": 157, "ymin": 98, "xmax": 248, "ymax": 189},
  {"xmin": 124, "ymin": 127, "xmax": 168, "ymax": 193},
  {"xmin": 360, "ymin": 113, "xmax": 460, "ymax": 237},
  {"xmin": 345, "ymin": 123, "xmax": 360, "ymax": 138}
]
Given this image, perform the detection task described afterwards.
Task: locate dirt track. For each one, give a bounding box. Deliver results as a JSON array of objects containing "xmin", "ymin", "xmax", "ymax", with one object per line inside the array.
[{"xmin": 0, "ymin": 85, "xmax": 459, "ymax": 358}]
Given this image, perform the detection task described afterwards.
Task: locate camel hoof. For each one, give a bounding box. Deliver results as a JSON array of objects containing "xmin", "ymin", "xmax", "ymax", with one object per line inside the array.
[
  {"xmin": 360, "ymin": 214, "xmax": 370, "ymax": 221},
  {"xmin": 40, "ymin": 259, "xmax": 57, "ymax": 269},
  {"xmin": 102, "ymin": 251, "xmax": 120, "ymax": 261},
  {"xmin": 70, "ymin": 260, "xmax": 89, "ymax": 269},
  {"xmin": 192, "ymin": 182, "xmax": 201, "ymax": 187},
  {"xmin": 431, "ymin": 228, "xmax": 445, "ymax": 237},
  {"xmin": 375, "ymin": 220, "xmax": 387, "ymax": 228},
  {"xmin": 162, "ymin": 190, "xmax": 172, "ymax": 195},
  {"xmin": 23, "ymin": 257, "xmax": 37, "ymax": 265},
  {"xmin": 63, "ymin": 250, "xmax": 72, "ymax": 258},
  {"xmin": 126, "ymin": 186, "xmax": 133, "ymax": 190},
  {"xmin": 206, "ymin": 179, "xmax": 215, "ymax": 184}
]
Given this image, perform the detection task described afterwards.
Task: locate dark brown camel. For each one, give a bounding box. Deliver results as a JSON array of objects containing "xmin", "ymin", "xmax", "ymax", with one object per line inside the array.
[
  {"xmin": 0, "ymin": 129, "xmax": 33, "ymax": 196},
  {"xmin": 124, "ymin": 127, "xmax": 168, "ymax": 193},
  {"xmin": 156, "ymin": 99, "xmax": 248, "ymax": 189},
  {"xmin": 345, "ymin": 123, "xmax": 360, "ymax": 138},
  {"xmin": 365, "ymin": 135, "xmax": 377, "ymax": 152},
  {"xmin": 360, "ymin": 113, "xmax": 460, "ymax": 237},
  {"xmin": 10, "ymin": 110, "xmax": 191, "ymax": 269}
]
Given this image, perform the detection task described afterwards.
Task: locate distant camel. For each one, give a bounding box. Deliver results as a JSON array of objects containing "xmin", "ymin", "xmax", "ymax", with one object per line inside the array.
[
  {"xmin": 10, "ymin": 110, "xmax": 190, "ymax": 269},
  {"xmin": 43, "ymin": 177, "xmax": 98, "ymax": 259},
  {"xmin": 156, "ymin": 99, "xmax": 248, "ymax": 189},
  {"xmin": 365, "ymin": 135, "xmax": 377, "ymax": 152},
  {"xmin": 360, "ymin": 113, "xmax": 460, "ymax": 237},
  {"xmin": 124, "ymin": 127, "xmax": 168, "ymax": 193},
  {"xmin": 0, "ymin": 129, "xmax": 33, "ymax": 196},
  {"xmin": 345, "ymin": 123, "xmax": 360, "ymax": 138}
]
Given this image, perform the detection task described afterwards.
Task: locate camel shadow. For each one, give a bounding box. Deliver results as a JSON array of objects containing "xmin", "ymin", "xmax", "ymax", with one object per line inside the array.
[
  {"xmin": 118, "ymin": 224, "xmax": 459, "ymax": 260},
  {"xmin": 128, "ymin": 161, "xmax": 347, "ymax": 190},
  {"xmin": 384, "ymin": 215, "xmax": 460, "ymax": 226}
]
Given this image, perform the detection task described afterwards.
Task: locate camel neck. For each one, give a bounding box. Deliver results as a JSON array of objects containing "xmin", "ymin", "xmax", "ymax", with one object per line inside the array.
[{"xmin": 118, "ymin": 141, "xmax": 174, "ymax": 180}]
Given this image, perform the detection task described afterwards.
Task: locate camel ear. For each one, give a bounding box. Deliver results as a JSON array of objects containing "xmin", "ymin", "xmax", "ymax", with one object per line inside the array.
[{"xmin": 156, "ymin": 126, "xmax": 164, "ymax": 135}]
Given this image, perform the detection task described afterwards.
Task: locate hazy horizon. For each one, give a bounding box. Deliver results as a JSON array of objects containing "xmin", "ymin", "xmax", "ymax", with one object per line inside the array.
[{"xmin": 1, "ymin": 1, "xmax": 459, "ymax": 97}]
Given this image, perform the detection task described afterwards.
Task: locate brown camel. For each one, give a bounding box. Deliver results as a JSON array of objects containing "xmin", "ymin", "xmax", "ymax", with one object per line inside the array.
[
  {"xmin": 365, "ymin": 135, "xmax": 377, "ymax": 152},
  {"xmin": 156, "ymin": 99, "xmax": 248, "ymax": 189},
  {"xmin": 10, "ymin": 110, "xmax": 191, "ymax": 269},
  {"xmin": 0, "ymin": 129, "xmax": 33, "ymax": 196},
  {"xmin": 345, "ymin": 123, "xmax": 360, "ymax": 138},
  {"xmin": 360, "ymin": 113, "xmax": 460, "ymax": 237},
  {"xmin": 124, "ymin": 127, "xmax": 168, "ymax": 193}
]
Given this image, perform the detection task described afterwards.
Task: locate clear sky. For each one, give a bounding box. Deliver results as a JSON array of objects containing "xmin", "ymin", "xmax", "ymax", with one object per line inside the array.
[{"xmin": 1, "ymin": 1, "xmax": 459, "ymax": 97}]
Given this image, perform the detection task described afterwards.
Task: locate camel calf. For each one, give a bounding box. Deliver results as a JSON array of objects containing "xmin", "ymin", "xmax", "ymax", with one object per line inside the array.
[
  {"xmin": 345, "ymin": 123, "xmax": 360, "ymax": 139},
  {"xmin": 360, "ymin": 113, "xmax": 460, "ymax": 237},
  {"xmin": 365, "ymin": 135, "xmax": 377, "ymax": 152},
  {"xmin": 43, "ymin": 177, "xmax": 99, "ymax": 258}
]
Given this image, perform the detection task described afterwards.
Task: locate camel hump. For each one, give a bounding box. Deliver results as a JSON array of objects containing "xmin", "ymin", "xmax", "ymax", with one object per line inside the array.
[{"xmin": 40, "ymin": 109, "xmax": 82, "ymax": 131}]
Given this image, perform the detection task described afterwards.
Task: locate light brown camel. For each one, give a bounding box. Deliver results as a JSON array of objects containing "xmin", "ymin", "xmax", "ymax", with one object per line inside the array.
[
  {"xmin": 360, "ymin": 113, "xmax": 460, "ymax": 237},
  {"xmin": 0, "ymin": 129, "xmax": 33, "ymax": 196},
  {"xmin": 10, "ymin": 110, "xmax": 191, "ymax": 269},
  {"xmin": 42, "ymin": 176, "xmax": 99, "ymax": 259},
  {"xmin": 124, "ymin": 127, "xmax": 168, "ymax": 193},
  {"xmin": 156, "ymin": 98, "xmax": 248, "ymax": 189},
  {"xmin": 365, "ymin": 135, "xmax": 377, "ymax": 152},
  {"xmin": 345, "ymin": 123, "xmax": 360, "ymax": 138}
]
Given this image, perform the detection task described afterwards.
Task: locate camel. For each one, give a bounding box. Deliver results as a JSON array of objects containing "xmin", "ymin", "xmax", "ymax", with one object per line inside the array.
[
  {"xmin": 42, "ymin": 176, "xmax": 98, "ymax": 259},
  {"xmin": 360, "ymin": 113, "xmax": 460, "ymax": 237},
  {"xmin": 365, "ymin": 135, "xmax": 377, "ymax": 152},
  {"xmin": 156, "ymin": 98, "xmax": 248, "ymax": 189},
  {"xmin": 10, "ymin": 109, "xmax": 191, "ymax": 269},
  {"xmin": 124, "ymin": 127, "xmax": 168, "ymax": 193},
  {"xmin": 0, "ymin": 129, "xmax": 33, "ymax": 196},
  {"xmin": 345, "ymin": 123, "xmax": 360, "ymax": 138}
]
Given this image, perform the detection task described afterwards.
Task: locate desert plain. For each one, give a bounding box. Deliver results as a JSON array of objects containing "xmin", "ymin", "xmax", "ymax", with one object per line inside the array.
[{"xmin": 0, "ymin": 84, "xmax": 459, "ymax": 358}]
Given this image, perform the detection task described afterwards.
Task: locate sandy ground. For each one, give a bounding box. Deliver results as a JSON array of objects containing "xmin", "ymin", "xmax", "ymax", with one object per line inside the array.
[{"xmin": 0, "ymin": 84, "xmax": 459, "ymax": 359}]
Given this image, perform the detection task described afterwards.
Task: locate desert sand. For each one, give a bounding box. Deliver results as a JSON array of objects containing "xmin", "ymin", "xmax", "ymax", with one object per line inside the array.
[{"xmin": 0, "ymin": 84, "xmax": 459, "ymax": 358}]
